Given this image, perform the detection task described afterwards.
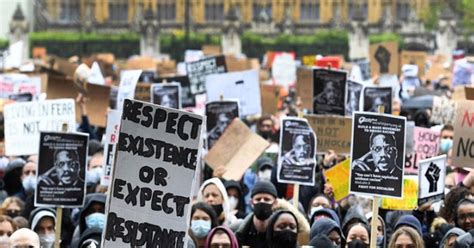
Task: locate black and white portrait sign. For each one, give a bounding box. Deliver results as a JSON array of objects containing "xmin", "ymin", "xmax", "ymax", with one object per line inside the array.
[
  {"xmin": 350, "ymin": 112, "xmax": 406, "ymax": 198},
  {"xmin": 206, "ymin": 101, "xmax": 239, "ymax": 149},
  {"xmin": 155, "ymin": 76, "xmax": 194, "ymax": 108},
  {"xmin": 346, "ymin": 80, "xmax": 363, "ymax": 116},
  {"xmin": 186, "ymin": 55, "xmax": 227, "ymax": 95},
  {"xmin": 35, "ymin": 132, "xmax": 89, "ymax": 207},
  {"xmin": 313, "ymin": 69, "xmax": 347, "ymax": 115},
  {"xmin": 278, "ymin": 117, "xmax": 317, "ymax": 186},
  {"xmin": 150, "ymin": 83, "xmax": 181, "ymax": 109},
  {"xmin": 363, "ymin": 87, "xmax": 392, "ymax": 114},
  {"xmin": 418, "ymin": 155, "xmax": 446, "ymax": 205}
]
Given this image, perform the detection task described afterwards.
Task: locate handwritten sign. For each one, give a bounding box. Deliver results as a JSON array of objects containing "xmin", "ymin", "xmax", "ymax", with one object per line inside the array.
[
  {"xmin": 305, "ymin": 115, "xmax": 352, "ymax": 154},
  {"xmin": 323, "ymin": 159, "xmax": 350, "ymax": 202},
  {"xmin": 453, "ymin": 100, "xmax": 474, "ymax": 168},
  {"xmin": 381, "ymin": 176, "xmax": 418, "ymax": 210}
]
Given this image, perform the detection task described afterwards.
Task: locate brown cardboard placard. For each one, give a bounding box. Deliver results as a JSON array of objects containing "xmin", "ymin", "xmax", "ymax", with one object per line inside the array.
[
  {"xmin": 126, "ymin": 56, "xmax": 156, "ymax": 70},
  {"xmin": 156, "ymin": 60, "xmax": 177, "ymax": 76},
  {"xmin": 204, "ymin": 119, "xmax": 270, "ymax": 181},
  {"xmin": 305, "ymin": 114, "xmax": 352, "ymax": 154},
  {"xmin": 296, "ymin": 66, "xmax": 313, "ymax": 110},
  {"xmin": 202, "ymin": 45, "xmax": 222, "ymax": 56},
  {"xmin": 369, "ymin": 41, "xmax": 399, "ymax": 75},
  {"xmin": 400, "ymin": 50, "xmax": 427, "ymax": 76},
  {"xmin": 134, "ymin": 83, "xmax": 151, "ymax": 102},
  {"xmin": 260, "ymin": 84, "xmax": 282, "ymax": 115},
  {"xmin": 51, "ymin": 57, "xmax": 78, "ymax": 78},
  {"xmin": 46, "ymin": 74, "xmax": 110, "ymax": 127},
  {"xmin": 452, "ymin": 100, "xmax": 474, "ymax": 168},
  {"xmin": 452, "ymin": 86, "xmax": 474, "ymax": 101},
  {"xmin": 225, "ymin": 56, "xmax": 251, "ymax": 72}
]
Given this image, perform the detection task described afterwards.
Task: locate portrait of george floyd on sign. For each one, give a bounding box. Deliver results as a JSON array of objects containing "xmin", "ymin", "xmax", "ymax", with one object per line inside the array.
[{"xmin": 102, "ymin": 99, "xmax": 204, "ymax": 247}]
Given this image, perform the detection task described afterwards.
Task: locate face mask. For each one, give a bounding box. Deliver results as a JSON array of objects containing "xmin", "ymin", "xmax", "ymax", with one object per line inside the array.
[
  {"xmin": 440, "ymin": 138, "xmax": 453, "ymax": 154},
  {"xmin": 272, "ymin": 230, "xmax": 297, "ymax": 248},
  {"xmin": 376, "ymin": 235, "xmax": 384, "ymax": 247},
  {"xmin": 86, "ymin": 167, "xmax": 103, "ymax": 184},
  {"xmin": 0, "ymin": 236, "xmax": 9, "ymax": 248},
  {"xmin": 39, "ymin": 233, "xmax": 55, "ymax": 248},
  {"xmin": 211, "ymin": 204, "xmax": 223, "ymax": 217},
  {"xmin": 258, "ymin": 169, "xmax": 272, "ymax": 181},
  {"xmin": 5, "ymin": 210, "xmax": 19, "ymax": 219},
  {"xmin": 22, "ymin": 175, "xmax": 37, "ymax": 193},
  {"xmin": 253, "ymin": 202, "xmax": 273, "ymax": 220},
  {"xmin": 259, "ymin": 131, "xmax": 272, "ymax": 140},
  {"xmin": 309, "ymin": 206, "xmax": 323, "ymax": 219},
  {"xmin": 229, "ymin": 196, "xmax": 239, "ymax": 210},
  {"xmin": 191, "ymin": 219, "xmax": 211, "ymax": 238},
  {"xmin": 347, "ymin": 239, "xmax": 368, "ymax": 248},
  {"xmin": 85, "ymin": 212, "xmax": 106, "ymax": 229}
]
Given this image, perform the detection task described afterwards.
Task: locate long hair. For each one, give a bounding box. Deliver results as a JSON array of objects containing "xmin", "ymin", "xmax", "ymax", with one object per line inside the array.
[{"xmin": 388, "ymin": 226, "xmax": 424, "ymax": 248}]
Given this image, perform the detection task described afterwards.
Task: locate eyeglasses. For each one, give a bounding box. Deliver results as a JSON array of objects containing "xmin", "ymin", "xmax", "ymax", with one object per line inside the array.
[
  {"xmin": 458, "ymin": 212, "xmax": 474, "ymax": 221},
  {"xmin": 371, "ymin": 146, "xmax": 396, "ymax": 154}
]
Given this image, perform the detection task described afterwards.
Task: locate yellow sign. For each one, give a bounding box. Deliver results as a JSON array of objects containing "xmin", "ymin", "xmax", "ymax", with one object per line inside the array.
[
  {"xmin": 323, "ymin": 159, "xmax": 350, "ymax": 202},
  {"xmin": 381, "ymin": 176, "xmax": 418, "ymax": 210},
  {"xmin": 302, "ymin": 55, "xmax": 316, "ymax": 66}
]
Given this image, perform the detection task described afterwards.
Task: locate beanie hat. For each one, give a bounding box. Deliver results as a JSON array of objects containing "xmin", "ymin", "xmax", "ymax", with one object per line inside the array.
[
  {"xmin": 257, "ymin": 157, "xmax": 273, "ymax": 171},
  {"xmin": 395, "ymin": 215, "xmax": 423, "ymax": 235},
  {"xmin": 251, "ymin": 181, "xmax": 277, "ymax": 198}
]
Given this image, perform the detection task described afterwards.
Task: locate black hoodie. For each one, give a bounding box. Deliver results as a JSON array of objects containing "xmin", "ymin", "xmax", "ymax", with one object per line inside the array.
[{"xmin": 78, "ymin": 193, "xmax": 106, "ymax": 235}]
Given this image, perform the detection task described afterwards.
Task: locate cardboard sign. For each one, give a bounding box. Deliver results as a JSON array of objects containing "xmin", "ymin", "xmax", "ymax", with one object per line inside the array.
[
  {"xmin": 150, "ymin": 83, "xmax": 181, "ymax": 109},
  {"xmin": 313, "ymin": 69, "xmax": 347, "ymax": 115},
  {"xmin": 278, "ymin": 117, "xmax": 317, "ymax": 186},
  {"xmin": 453, "ymin": 100, "xmax": 474, "ymax": 168},
  {"xmin": 155, "ymin": 76, "xmax": 194, "ymax": 108},
  {"xmin": 35, "ymin": 131, "xmax": 89, "ymax": 207},
  {"xmin": 381, "ymin": 176, "xmax": 418, "ymax": 210},
  {"xmin": 405, "ymin": 127, "xmax": 441, "ymax": 175},
  {"xmin": 206, "ymin": 101, "xmax": 239, "ymax": 149},
  {"xmin": 260, "ymin": 84, "xmax": 282, "ymax": 115},
  {"xmin": 272, "ymin": 52, "xmax": 297, "ymax": 88},
  {"xmin": 431, "ymin": 96, "xmax": 457, "ymax": 125},
  {"xmin": 202, "ymin": 45, "xmax": 221, "ymax": 56},
  {"xmin": 103, "ymin": 99, "xmax": 204, "ymax": 247},
  {"xmin": 186, "ymin": 55, "xmax": 227, "ymax": 95},
  {"xmin": 0, "ymin": 74, "xmax": 41, "ymax": 100},
  {"xmin": 4, "ymin": 99, "xmax": 76, "ymax": 156},
  {"xmin": 116, "ymin": 70, "xmax": 142, "ymax": 112},
  {"xmin": 323, "ymin": 159, "xmax": 350, "ymax": 202},
  {"xmin": 346, "ymin": 80, "xmax": 363, "ymax": 116},
  {"xmin": 363, "ymin": 87, "xmax": 392, "ymax": 114},
  {"xmin": 204, "ymin": 119, "xmax": 269, "ymax": 181},
  {"xmin": 350, "ymin": 112, "xmax": 406, "ymax": 198},
  {"xmin": 296, "ymin": 67, "xmax": 313, "ymax": 111},
  {"xmin": 400, "ymin": 51, "xmax": 427, "ymax": 76},
  {"xmin": 418, "ymin": 155, "xmax": 446, "ymax": 205},
  {"xmin": 305, "ymin": 115, "xmax": 352, "ymax": 154},
  {"xmin": 369, "ymin": 41, "xmax": 399, "ymax": 75},
  {"xmin": 206, "ymin": 70, "xmax": 261, "ymax": 117},
  {"xmin": 452, "ymin": 86, "xmax": 474, "ymax": 101},
  {"xmin": 100, "ymin": 110, "xmax": 121, "ymax": 186}
]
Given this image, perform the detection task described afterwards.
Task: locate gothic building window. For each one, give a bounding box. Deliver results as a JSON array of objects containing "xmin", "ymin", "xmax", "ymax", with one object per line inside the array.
[
  {"xmin": 397, "ymin": 1, "xmax": 410, "ymax": 21},
  {"xmin": 158, "ymin": 0, "xmax": 176, "ymax": 21},
  {"xmin": 109, "ymin": 0, "xmax": 128, "ymax": 22},
  {"xmin": 253, "ymin": 2, "xmax": 272, "ymax": 21},
  {"xmin": 59, "ymin": 0, "xmax": 80, "ymax": 22},
  {"xmin": 205, "ymin": 0, "xmax": 224, "ymax": 22},
  {"xmin": 348, "ymin": 2, "xmax": 367, "ymax": 20},
  {"xmin": 300, "ymin": 0, "xmax": 320, "ymax": 22}
]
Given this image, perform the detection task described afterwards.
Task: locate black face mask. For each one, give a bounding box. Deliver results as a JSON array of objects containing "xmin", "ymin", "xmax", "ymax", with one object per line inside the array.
[
  {"xmin": 253, "ymin": 202, "xmax": 273, "ymax": 220},
  {"xmin": 5, "ymin": 210, "xmax": 18, "ymax": 219},
  {"xmin": 347, "ymin": 239, "xmax": 368, "ymax": 248},
  {"xmin": 272, "ymin": 230, "xmax": 297, "ymax": 248},
  {"xmin": 259, "ymin": 131, "xmax": 272, "ymax": 140},
  {"xmin": 211, "ymin": 204, "xmax": 223, "ymax": 217}
]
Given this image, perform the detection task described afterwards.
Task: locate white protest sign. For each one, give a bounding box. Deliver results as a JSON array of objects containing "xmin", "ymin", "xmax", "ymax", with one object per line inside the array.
[
  {"xmin": 272, "ymin": 53, "xmax": 297, "ymax": 88},
  {"xmin": 4, "ymin": 41, "xmax": 23, "ymax": 69},
  {"xmin": 88, "ymin": 62, "xmax": 106, "ymax": 85},
  {"xmin": 103, "ymin": 99, "xmax": 204, "ymax": 247},
  {"xmin": 418, "ymin": 155, "xmax": 446, "ymax": 205},
  {"xmin": 116, "ymin": 70, "xmax": 142, "ymax": 112},
  {"xmin": 205, "ymin": 69, "xmax": 261, "ymax": 117},
  {"xmin": 4, "ymin": 99, "xmax": 76, "ymax": 156},
  {"xmin": 100, "ymin": 110, "xmax": 121, "ymax": 186},
  {"xmin": 0, "ymin": 73, "xmax": 41, "ymax": 100}
]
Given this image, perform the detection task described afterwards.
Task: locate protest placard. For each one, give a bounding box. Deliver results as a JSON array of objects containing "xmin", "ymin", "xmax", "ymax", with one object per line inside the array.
[
  {"xmin": 452, "ymin": 86, "xmax": 474, "ymax": 101},
  {"xmin": 0, "ymin": 73, "xmax": 41, "ymax": 100},
  {"xmin": 100, "ymin": 110, "xmax": 121, "ymax": 186},
  {"xmin": 206, "ymin": 70, "xmax": 261, "ymax": 117},
  {"xmin": 350, "ymin": 112, "xmax": 406, "ymax": 198},
  {"xmin": 150, "ymin": 83, "xmax": 181, "ymax": 109},
  {"xmin": 88, "ymin": 62, "xmax": 105, "ymax": 85},
  {"xmin": 277, "ymin": 117, "xmax": 317, "ymax": 186},
  {"xmin": 206, "ymin": 101, "xmax": 239, "ymax": 149},
  {"xmin": 431, "ymin": 96, "xmax": 457, "ymax": 125},
  {"xmin": 400, "ymin": 51, "xmax": 427, "ymax": 76},
  {"xmin": 103, "ymin": 99, "xmax": 204, "ymax": 247},
  {"xmin": 405, "ymin": 127, "xmax": 441, "ymax": 175},
  {"xmin": 155, "ymin": 76, "xmax": 194, "ymax": 108},
  {"xmin": 296, "ymin": 67, "xmax": 313, "ymax": 110},
  {"xmin": 418, "ymin": 155, "xmax": 447, "ymax": 205},
  {"xmin": 116, "ymin": 70, "xmax": 142, "ymax": 112},
  {"xmin": 4, "ymin": 99, "xmax": 76, "ymax": 156},
  {"xmin": 202, "ymin": 45, "xmax": 221, "ymax": 56},
  {"xmin": 305, "ymin": 115, "xmax": 352, "ymax": 155},
  {"xmin": 186, "ymin": 55, "xmax": 227, "ymax": 94},
  {"xmin": 313, "ymin": 69, "xmax": 347, "ymax": 115},
  {"xmin": 381, "ymin": 176, "xmax": 418, "ymax": 210},
  {"xmin": 363, "ymin": 87, "xmax": 392, "ymax": 114},
  {"xmin": 302, "ymin": 55, "xmax": 316, "ymax": 66},
  {"xmin": 353, "ymin": 58, "xmax": 371, "ymax": 81},
  {"xmin": 453, "ymin": 100, "xmax": 474, "ymax": 168},
  {"xmin": 369, "ymin": 41, "xmax": 399, "ymax": 75},
  {"xmin": 323, "ymin": 159, "xmax": 350, "ymax": 202},
  {"xmin": 260, "ymin": 84, "xmax": 282, "ymax": 115},
  {"xmin": 346, "ymin": 80, "xmax": 363, "ymax": 116},
  {"xmin": 272, "ymin": 52, "xmax": 297, "ymax": 88},
  {"xmin": 378, "ymin": 74, "xmax": 401, "ymax": 101},
  {"xmin": 35, "ymin": 131, "xmax": 89, "ymax": 207},
  {"xmin": 205, "ymin": 119, "xmax": 269, "ymax": 181},
  {"xmin": 406, "ymin": 121, "xmax": 415, "ymax": 154}
]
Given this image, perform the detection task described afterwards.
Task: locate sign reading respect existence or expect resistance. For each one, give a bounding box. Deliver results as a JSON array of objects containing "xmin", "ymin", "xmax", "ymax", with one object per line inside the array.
[
  {"xmin": 4, "ymin": 99, "xmax": 76, "ymax": 156},
  {"xmin": 103, "ymin": 99, "xmax": 204, "ymax": 247}
]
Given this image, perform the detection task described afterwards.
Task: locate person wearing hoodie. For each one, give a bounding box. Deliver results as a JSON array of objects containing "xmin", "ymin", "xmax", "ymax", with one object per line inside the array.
[
  {"xmin": 454, "ymin": 198, "xmax": 474, "ymax": 232},
  {"xmin": 439, "ymin": 227, "xmax": 466, "ymax": 248},
  {"xmin": 366, "ymin": 212, "xmax": 387, "ymax": 248},
  {"xmin": 197, "ymin": 178, "xmax": 237, "ymax": 226},
  {"xmin": 75, "ymin": 227, "xmax": 102, "ymax": 248},
  {"xmin": 394, "ymin": 215, "xmax": 423, "ymax": 236},
  {"xmin": 341, "ymin": 205, "xmax": 369, "ymax": 239},
  {"xmin": 71, "ymin": 193, "xmax": 106, "ymax": 246},
  {"xmin": 309, "ymin": 207, "xmax": 341, "ymax": 227},
  {"xmin": 266, "ymin": 210, "xmax": 299, "ymax": 248},
  {"xmin": 224, "ymin": 180, "xmax": 247, "ymax": 219},
  {"xmin": 345, "ymin": 223, "xmax": 370, "ymax": 247},
  {"xmin": 29, "ymin": 208, "xmax": 56, "ymax": 248},
  {"xmin": 205, "ymin": 226, "xmax": 239, "ymax": 248},
  {"xmin": 188, "ymin": 202, "xmax": 219, "ymax": 248},
  {"xmin": 310, "ymin": 218, "xmax": 343, "ymax": 247},
  {"xmin": 388, "ymin": 226, "xmax": 424, "ymax": 248}
]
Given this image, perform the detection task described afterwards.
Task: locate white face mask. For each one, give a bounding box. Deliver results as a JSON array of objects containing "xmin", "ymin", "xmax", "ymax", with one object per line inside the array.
[
  {"xmin": 0, "ymin": 236, "xmax": 9, "ymax": 248},
  {"xmin": 86, "ymin": 167, "xmax": 103, "ymax": 184},
  {"xmin": 22, "ymin": 175, "xmax": 37, "ymax": 193},
  {"xmin": 229, "ymin": 196, "xmax": 239, "ymax": 210},
  {"xmin": 258, "ymin": 169, "xmax": 272, "ymax": 181},
  {"xmin": 39, "ymin": 233, "xmax": 55, "ymax": 248}
]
